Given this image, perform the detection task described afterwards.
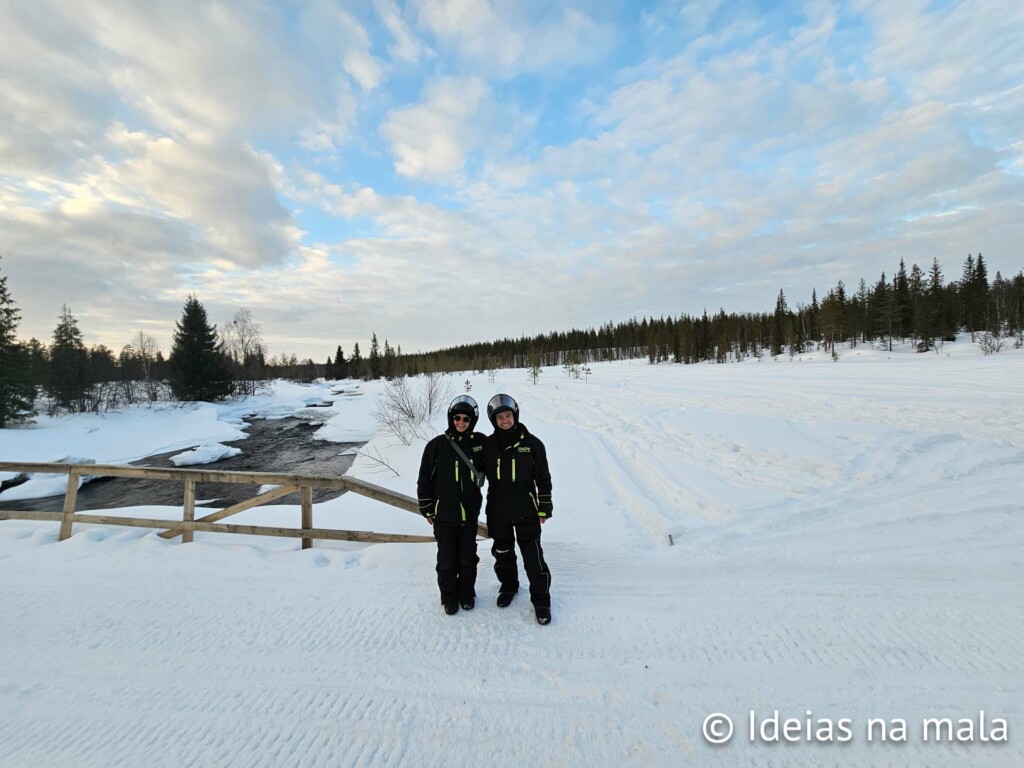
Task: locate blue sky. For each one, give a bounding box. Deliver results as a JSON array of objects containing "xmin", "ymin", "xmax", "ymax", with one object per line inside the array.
[{"xmin": 2, "ymin": 0, "xmax": 1022, "ymax": 360}]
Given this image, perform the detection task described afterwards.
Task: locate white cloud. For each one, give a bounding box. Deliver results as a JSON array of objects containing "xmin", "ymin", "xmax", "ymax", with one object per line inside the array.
[
  {"xmin": 375, "ymin": 0, "xmax": 430, "ymax": 63},
  {"xmin": 412, "ymin": 0, "xmax": 614, "ymax": 77},
  {"xmin": 4, "ymin": 0, "xmax": 1023, "ymax": 361},
  {"xmin": 380, "ymin": 76, "xmax": 490, "ymax": 181}
]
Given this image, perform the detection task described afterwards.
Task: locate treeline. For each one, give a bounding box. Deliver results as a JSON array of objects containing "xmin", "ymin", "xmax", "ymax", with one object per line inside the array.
[
  {"xmin": 379, "ymin": 254, "xmax": 1023, "ymax": 374},
  {"xmin": 0, "ymin": 261, "xmax": 331, "ymax": 424},
  {"xmin": 2, "ymin": 253, "xmax": 1022, "ymax": 426}
]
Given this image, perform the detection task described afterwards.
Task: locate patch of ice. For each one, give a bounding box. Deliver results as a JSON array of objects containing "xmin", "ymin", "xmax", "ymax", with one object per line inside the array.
[{"xmin": 169, "ymin": 443, "xmax": 242, "ymax": 467}]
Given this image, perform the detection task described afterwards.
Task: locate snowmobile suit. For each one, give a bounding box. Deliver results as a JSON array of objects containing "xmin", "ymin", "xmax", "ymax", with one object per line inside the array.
[
  {"xmin": 484, "ymin": 421, "xmax": 553, "ymax": 607},
  {"xmin": 417, "ymin": 419, "xmax": 485, "ymax": 604},
  {"xmin": 417, "ymin": 430, "xmax": 485, "ymax": 524},
  {"xmin": 483, "ymin": 422, "xmax": 552, "ymax": 522}
]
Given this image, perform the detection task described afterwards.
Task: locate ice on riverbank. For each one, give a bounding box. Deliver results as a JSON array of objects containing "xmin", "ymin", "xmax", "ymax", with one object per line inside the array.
[
  {"xmin": 0, "ymin": 455, "xmax": 99, "ymax": 501},
  {"xmin": 169, "ymin": 443, "xmax": 242, "ymax": 466}
]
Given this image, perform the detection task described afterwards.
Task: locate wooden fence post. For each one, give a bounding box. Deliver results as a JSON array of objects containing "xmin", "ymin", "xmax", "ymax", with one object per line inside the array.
[
  {"xmin": 182, "ymin": 479, "xmax": 196, "ymax": 544},
  {"xmin": 58, "ymin": 472, "xmax": 80, "ymax": 541},
  {"xmin": 300, "ymin": 486, "xmax": 313, "ymax": 550}
]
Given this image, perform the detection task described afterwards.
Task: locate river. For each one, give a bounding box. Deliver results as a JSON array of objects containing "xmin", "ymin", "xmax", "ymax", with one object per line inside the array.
[{"xmin": 0, "ymin": 417, "xmax": 363, "ymax": 513}]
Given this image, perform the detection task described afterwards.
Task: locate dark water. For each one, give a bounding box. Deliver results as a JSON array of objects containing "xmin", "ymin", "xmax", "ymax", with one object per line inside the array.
[{"xmin": 1, "ymin": 418, "xmax": 362, "ymax": 513}]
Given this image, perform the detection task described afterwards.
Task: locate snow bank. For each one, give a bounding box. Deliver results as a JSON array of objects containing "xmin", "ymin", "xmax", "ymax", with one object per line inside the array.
[
  {"xmin": 168, "ymin": 442, "xmax": 242, "ymax": 466},
  {"xmin": 0, "ymin": 455, "xmax": 99, "ymax": 501}
]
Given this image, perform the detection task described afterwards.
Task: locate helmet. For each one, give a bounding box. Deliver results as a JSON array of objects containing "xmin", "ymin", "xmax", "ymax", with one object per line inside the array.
[
  {"xmin": 447, "ymin": 394, "xmax": 479, "ymax": 431},
  {"xmin": 486, "ymin": 393, "xmax": 519, "ymax": 428}
]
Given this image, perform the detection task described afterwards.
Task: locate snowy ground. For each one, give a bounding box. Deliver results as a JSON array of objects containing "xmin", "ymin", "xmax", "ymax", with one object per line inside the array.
[{"xmin": 1, "ymin": 339, "xmax": 1022, "ymax": 767}]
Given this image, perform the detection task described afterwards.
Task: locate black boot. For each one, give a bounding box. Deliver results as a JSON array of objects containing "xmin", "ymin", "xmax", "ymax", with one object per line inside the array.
[
  {"xmin": 535, "ymin": 605, "xmax": 551, "ymax": 625},
  {"xmin": 460, "ymin": 596, "xmax": 475, "ymax": 610},
  {"xmin": 496, "ymin": 589, "xmax": 517, "ymax": 608},
  {"xmin": 443, "ymin": 600, "xmax": 459, "ymax": 615}
]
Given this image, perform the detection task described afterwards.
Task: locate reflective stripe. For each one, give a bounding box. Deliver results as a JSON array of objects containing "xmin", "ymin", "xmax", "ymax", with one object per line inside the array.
[
  {"xmin": 497, "ymin": 459, "xmax": 501, "ymax": 480},
  {"xmin": 512, "ymin": 458, "xmax": 516, "ymax": 483},
  {"xmin": 530, "ymin": 492, "xmax": 538, "ymax": 510},
  {"xmin": 460, "ymin": 503, "xmax": 466, "ymax": 522},
  {"xmin": 455, "ymin": 461, "xmax": 459, "ymax": 481}
]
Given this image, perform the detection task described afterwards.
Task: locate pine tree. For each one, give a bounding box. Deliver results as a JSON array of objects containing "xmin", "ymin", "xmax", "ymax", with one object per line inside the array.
[
  {"xmin": 808, "ymin": 288, "xmax": 821, "ymax": 346},
  {"xmin": 46, "ymin": 305, "xmax": 90, "ymax": 413},
  {"xmin": 873, "ymin": 272, "xmax": 894, "ymax": 351},
  {"xmin": 909, "ymin": 263, "xmax": 926, "ymax": 343},
  {"xmin": 915, "ymin": 258, "xmax": 950, "ymax": 351},
  {"xmin": 973, "ymin": 253, "xmax": 991, "ymax": 335},
  {"xmin": 25, "ymin": 337, "xmax": 47, "ymax": 385},
  {"xmin": 383, "ymin": 338, "xmax": 396, "ymax": 379},
  {"xmin": 368, "ymin": 333, "xmax": 381, "ymax": 380},
  {"xmin": 527, "ymin": 347, "xmax": 542, "ymax": 384},
  {"xmin": 168, "ymin": 295, "xmax": 235, "ymax": 402},
  {"xmin": 960, "ymin": 254, "xmax": 976, "ymax": 336},
  {"xmin": 334, "ymin": 345, "xmax": 348, "ymax": 379},
  {"xmin": 771, "ymin": 289, "xmax": 788, "ymax": 356},
  {"xmin": 0, "ymin": 260, "xmax": 36, "ymax": 426},
  {"xmin": 894, "ymin": 260, "xmax": 911, "ymax": 339},
  {"xmin": 350, "ymin": 342, "xmax": 363, "ymax": 380}
]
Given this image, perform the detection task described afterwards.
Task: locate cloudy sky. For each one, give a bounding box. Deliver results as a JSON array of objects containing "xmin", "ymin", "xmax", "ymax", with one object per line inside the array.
[{"xmin": 2, "ymin": 0, "xmax": 1022, "ymax": 360}]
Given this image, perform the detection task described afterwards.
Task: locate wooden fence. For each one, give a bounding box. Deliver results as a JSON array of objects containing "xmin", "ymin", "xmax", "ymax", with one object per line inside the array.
[{"xmin": 0, "ymin": 461, "xmax": 489, "ymax": 548}]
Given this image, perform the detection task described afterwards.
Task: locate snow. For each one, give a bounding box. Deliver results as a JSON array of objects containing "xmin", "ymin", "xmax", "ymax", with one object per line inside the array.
[
  {"xmin": 168, "ymin": 442, "xmax": 243, "ymax": 466},
  {"xmin": 0, "ymin": 455, "xmax": 98, "ymax": 501},
  {"xmin": 1, "ymin": 340, "xmax": 1022, "ymax": 767}
]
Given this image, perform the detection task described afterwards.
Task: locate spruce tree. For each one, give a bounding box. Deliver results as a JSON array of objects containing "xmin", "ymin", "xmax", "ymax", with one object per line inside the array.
[
  {"xmin": 894, "ymin": 260, "xmax": 911, "ymax": 339},
  {"xmin": 973, "ymin": 253, "xmax": 990, "ymax": 334},
  {"xmin": 0, "ymin": 260, "xmax": 36, "ymax": 426},
  {"xmin": 808, "ymin": 288, "xmax": 821, "ymax": 345},
  {"xmin": 46, "ymin": 305, "xmax": 90, "ymax": 413},
  {"xmin": 168, "ymin": 295, "xmax": 235, "ymax": 402},
  {"xmin": 334, "ymin": 344, "xmax": 348, "ymax": 379},
  {"xmin": 873, "ymin": 272, "xmax": 894, "ymax": 351},
  {"xmin": 960, "ymin": 254, "xmax": 977, "ymax": 336},
  {"xmin": 771, "ymin": 289, "xmax": 788, "ymax": 356},
  {"xmin": 25, "ymin": 338, "xmax": 47, "ymax": 385},
  {"xmin": 382, "ymin": 338, "xmax": 396, "ymax": 379},
  {"xmin": 368, "ymin": 333, "xmax": 381, "ymax": 379},
  {"xmin": 350, "ymin": 342, "xmax": 363, "ymax": 380}
]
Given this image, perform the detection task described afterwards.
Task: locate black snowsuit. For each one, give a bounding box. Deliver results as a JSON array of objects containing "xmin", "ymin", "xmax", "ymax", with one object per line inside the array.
[
  {"xmin": 484, "ymin": 420, "xmax": 553, "ymax": 607},
  {"xmin": 417, "ymin": 419, "xmax": 485, "ymax": 604}
]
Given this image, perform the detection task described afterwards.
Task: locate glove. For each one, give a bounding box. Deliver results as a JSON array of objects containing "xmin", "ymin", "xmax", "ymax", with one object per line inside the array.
[{"xmin": 419, "ymin": 498, "xmax": 435, "ymax": 519}]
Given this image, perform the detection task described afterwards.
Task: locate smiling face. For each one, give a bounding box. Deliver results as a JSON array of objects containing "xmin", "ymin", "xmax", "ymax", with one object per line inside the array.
[
  {"xmin": 452, "ymin": 414, "xmax": 471, "ymax": 433},
  {"xmin": 495, "ymin": 410, "xmax": 515, "ymax": 431}
]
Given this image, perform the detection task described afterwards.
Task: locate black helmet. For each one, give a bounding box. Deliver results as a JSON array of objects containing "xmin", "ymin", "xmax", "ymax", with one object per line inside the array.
[
  {"xmin": 448, "ymin": 394, "xmax": 479, "ymax": 431},
  {"xmin": 487, "ymin": 393, "xmax": 519, "ymax": 428}
]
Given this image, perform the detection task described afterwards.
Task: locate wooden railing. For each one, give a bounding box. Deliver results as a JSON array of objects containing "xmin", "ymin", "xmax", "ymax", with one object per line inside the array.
[{"xmin": 0, "ymin": 461, "xmax": 489, "ymax": 548}]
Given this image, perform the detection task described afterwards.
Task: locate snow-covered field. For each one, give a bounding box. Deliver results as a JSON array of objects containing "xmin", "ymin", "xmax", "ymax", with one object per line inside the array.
[{"xmin": 1, "ymin": 340, "xmax": 1022, "ymax": 767}]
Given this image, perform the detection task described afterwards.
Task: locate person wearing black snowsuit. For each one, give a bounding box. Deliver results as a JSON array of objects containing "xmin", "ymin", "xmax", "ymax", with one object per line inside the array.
[
  {"xmin": 417, "ymin": 395, "xmax": 486, "ymax": 616},
  {"xmin": 483, "ymin": 393, "xmax": 554, "ymax": 625}
]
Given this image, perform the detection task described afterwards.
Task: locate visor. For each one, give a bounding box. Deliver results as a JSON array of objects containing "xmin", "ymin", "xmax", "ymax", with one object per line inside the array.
[
  {"xmin": 487, "ymin": 393, "xmax": 518, "ymax": 414},
  {"xmin": 448, "ymin": 394, "xmax": 478, "ymax": 416}
]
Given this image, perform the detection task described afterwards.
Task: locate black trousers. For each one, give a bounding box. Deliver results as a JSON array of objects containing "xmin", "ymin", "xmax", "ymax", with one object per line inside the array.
[
  {"xmin": 433, "ymin": 520, "xmax": 479, "ymax": 602},
  {"xmin": 488, "ymin": 518, "xmax": 551, "ymax": 607}
]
